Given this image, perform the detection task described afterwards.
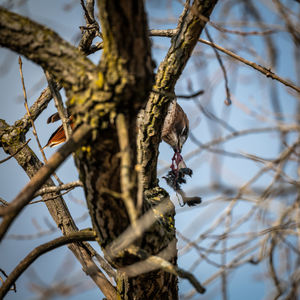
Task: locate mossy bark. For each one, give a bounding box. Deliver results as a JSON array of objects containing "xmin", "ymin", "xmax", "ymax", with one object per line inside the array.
[{"xmin": 0, "ymin": 1, "xmax": 218, "ymax": 299}]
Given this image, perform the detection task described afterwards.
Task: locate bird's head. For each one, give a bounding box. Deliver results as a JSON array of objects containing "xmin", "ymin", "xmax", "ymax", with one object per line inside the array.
[
  {"xmin": 162, "ymin": 101, "xmax": 189, "ymax": 154},
  {"xmin": 174, "ymin": 124, "xmax": 189, "ymax": 153}
]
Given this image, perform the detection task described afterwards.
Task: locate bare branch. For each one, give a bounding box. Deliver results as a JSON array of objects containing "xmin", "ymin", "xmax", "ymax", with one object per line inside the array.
[
  {"xmin": 19, "ymin": 57, "xmax": 63, "ymax": 185},
  {"xmin": 204, "ymin": 28, "xmax": 232, "ymax": 105},
  {"xmin": 198, "ymin": 38, "xmax": 300, "ymax": 94},
  {"xmin": 0, "ymin": 124, "xmax": 91, "ymax": 241},
  {"xmin": 0, "ymin": 268, "xmax": 16, "ymax": 293},
  {"xmin": 149, "ymin": 29, "xmax": 300, "ymax": 93},
  {"xmin": 176, "ymin": 89, "xmax": 204, "ymax": 99},
  {"xmin": 33, "ymin": 180, "xmax": 83, "ymax": 198},
  {"xmin": 116, "ymin": 113, "xmax": 138, "ymax": 224},
  {"xmin": 79, "ymin": 0, "xmax": 101, "ymax": 53},
  {"xmin": 19, "ymin": 82, "xmax": 62, "ymax": 134},
  {"xmin": 44, "ymin": 71, "xmax": 72, "ymax": 141},
  {"xmin": 121, "ymin": 240, "xmax": 206, "ymax": 294},
  {"xmin": 18, "ymin": 57, "xmax": 45, "ymax": 158},
  {"xmin": 0, "ymin": 7, "xmax": 96, "ymax": 89},
  {"xmin": 0, "ymin": 118, "xmax": 114, "ymax": 297},
  {"xmin": 0, "ymin": 139, "xmax": 31, "ymax": 164},
  {"xmin": 105, "ymin": 198, "xmax": 174, "ymax": 260},
  {"xmin": 0, "ymin": 230, "xmax": 107, "ymax": 299},
  {"xmin": 141, "ymin": 0, "xmax": 218, "ymax": 188}
]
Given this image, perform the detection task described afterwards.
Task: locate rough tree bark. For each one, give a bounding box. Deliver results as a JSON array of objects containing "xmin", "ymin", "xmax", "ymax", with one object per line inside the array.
[{"xmin": 0, "ymin": 0, "xmax": 218, "ymax": 299}]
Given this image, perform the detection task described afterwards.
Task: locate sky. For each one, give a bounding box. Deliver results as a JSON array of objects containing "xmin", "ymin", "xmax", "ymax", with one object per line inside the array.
[{"xmin": 0, "ymin": 0, "xmax": 299, "ymax": 299}]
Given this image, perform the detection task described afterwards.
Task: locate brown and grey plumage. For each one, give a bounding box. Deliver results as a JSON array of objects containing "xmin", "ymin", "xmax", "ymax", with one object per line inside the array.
[
  {"xmin": 161, "ymin": 99, "xmax": 189, "ymax": 171},
  {"xmin": 162, "ymin": 99, "xmax": 189, "ymax": 153}
]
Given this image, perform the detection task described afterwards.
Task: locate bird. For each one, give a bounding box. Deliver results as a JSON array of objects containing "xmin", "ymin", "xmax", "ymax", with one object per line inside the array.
[
  {"xmin": 161, "ymin": 99, "xmax": 189, "ymax": 172},
  {"xmin": 42, "ymin": 114, "xmax": 74, "ymax": 149},
  {"xmin": 44, "ymin": 99, "xmax": 189, "ymax": 170}
]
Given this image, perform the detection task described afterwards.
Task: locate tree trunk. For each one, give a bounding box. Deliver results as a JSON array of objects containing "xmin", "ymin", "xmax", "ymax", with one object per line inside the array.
[{"xmin": 0, "ymin": 1, "xmax": 218, "ymax": 299}]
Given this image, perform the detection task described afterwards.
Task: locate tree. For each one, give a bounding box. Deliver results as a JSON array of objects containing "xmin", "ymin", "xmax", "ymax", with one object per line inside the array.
[{"xmin": 0, "ymin": 0, "xmax": 300, "ymax": 299}]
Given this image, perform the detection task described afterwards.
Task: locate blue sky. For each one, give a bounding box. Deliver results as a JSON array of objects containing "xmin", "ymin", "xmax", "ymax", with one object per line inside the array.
[{"xmin": 0, "ymin": 1, "xmax": 299, "ymax": 299}]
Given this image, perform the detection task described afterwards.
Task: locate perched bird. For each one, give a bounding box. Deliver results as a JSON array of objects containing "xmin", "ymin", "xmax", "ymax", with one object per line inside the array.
[
  {"xmin": 161, "ymin": 100, "xmax": 200, "ymax": 206},
  {"xmin": 44, "ymin": 99, "xmax": 189, "ymax": 166},
  {"xmin": 42, "ymin": 114, "xmax": 74, "ymax": 149},
  {"xmin": 162, "ymin": 99, "xmax": 189, "ymax": 171}
]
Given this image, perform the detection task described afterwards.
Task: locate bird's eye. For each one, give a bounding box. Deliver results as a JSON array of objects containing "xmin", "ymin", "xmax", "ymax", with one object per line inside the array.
[{"xmin": 181, "ymin": 126, "xmax": 188, "ymax": 136}]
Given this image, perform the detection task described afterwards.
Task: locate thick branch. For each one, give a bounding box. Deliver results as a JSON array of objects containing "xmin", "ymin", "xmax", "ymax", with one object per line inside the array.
[
  {"xmin": 0, "ymin": 124, "xmax": 91, "ymax": 241},
  {"xmin": 0, "ymin": 231, "xmax": 113, "ymax": 299},
  {"xmin": 0, "ymin": 7, "xmax": 95, "ymax": 89},
  {"xmin": 0, "ymin": 118, "xmax": 114, "ymax": 298},
  {"xmin": 33, "ymin": 180, "xmax": 83, "ymax": 197},
  {"xmin": 141, "ymin": 0, "xmax": 218, "ymax": 188}
]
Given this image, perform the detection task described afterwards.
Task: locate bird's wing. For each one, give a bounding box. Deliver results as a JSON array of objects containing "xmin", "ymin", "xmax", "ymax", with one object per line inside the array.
[
  {"xmin": 43, "ymin": 124, "xmax": 66, "ymax": 149},
  {"xmin": 162, "ymin": 99, "xmax": 177, "ymax": 139}
]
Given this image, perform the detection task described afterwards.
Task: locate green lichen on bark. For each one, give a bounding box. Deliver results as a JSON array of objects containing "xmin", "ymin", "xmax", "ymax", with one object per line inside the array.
[{"xmin": 0, "ymin": 1, "xmax": 219, "ymax": 298}]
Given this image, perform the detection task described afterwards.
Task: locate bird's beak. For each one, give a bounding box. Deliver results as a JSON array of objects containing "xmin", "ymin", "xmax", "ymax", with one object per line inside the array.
[
  {"xmin": 173, "ymin": 146, "xmax": 181, "ymax": 154},
  {"xmin": 176, "ymin": 135, "xmax": 187, "ymax": 154},
  {"xmin": 173, "ymin": 140, "xmax": 183, "ymax": 153}
]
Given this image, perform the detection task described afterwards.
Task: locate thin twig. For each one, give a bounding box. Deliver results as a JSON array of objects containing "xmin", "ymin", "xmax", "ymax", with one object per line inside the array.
[
  {"xmin": 0, "ymin": 197, "xmax": 9, "ymax": 207},
  {"xmin": 176, "ymin": 0, "xmax": 191, "ymax": 31},
  {"xmin": 201, "ymin": 13, "xmax": 279, "ymax": 36},
  {"xmin": 177, "ymin": 89, "xmax": 204, "ymax": 99},
  {"xmin": 0, "ymin": 230, "xmax": 98, "ymax": 299},
  {"xmin": 44, "ymin": 70, "xmax": 72, "ymax": 140},
  {"xmin": 30, "ymin": 189, "xmax": 74, "ymax": 204},
  {"xmin": 197, "ymin": 38, "xmax": 300, "ymax": 94},
  {"xmin": 272, "ymin": 0, "xmax": 300, "ymax": 45},
  {"xmin": 18, "ymin": 57, "xmax": 63, "ymax": 185},
  {"xmin": 18, "ymin": 57, "xmax": 48, "ymax": 160},
  {"xmin": 0, "ymin": 268, "xmax": 16, "ymax": 293},
  {"xmin": 0, "ymin": 139, "xmax": 31, "ymax": 164},
  {"xmin": 122, "ymin": 240, "xmax": 206, "ymax": 294},
  {"xmin": 33, "ymin": 180, "xmax": 83, "ymax": 197},
  {"xmin": 205, "ymin": 28, "xmax": 231, "ymax": 105},
  {"xmin": 192, "ymin": 100, "xmax": 236, "ymax": 132},
  {"xmin": 80, "ymin": 0, "xmax": 95, "ymax": 24},
  {"xmin": 122, "ymin": 242, "xmax": 205, "ymax": 294},
  {"xmin": 150, "ymin": 29, "xmax": 177, "ymax": 37},
  {"xmin": 148, "ymin": 29, "xmax": 300, "ymax": 94},
  {"xmin": 136, "ymin": 110, "xmax": 144, "ymax": 213},
  {"xmin": 19, "ymin": 81, "xmax": 63, "ymax": 134},
  {"xmin": 0, "ymin": 123, "xmax": 92, "ymax": 241},
  {"xmin": 116, "ymin": 113, "xmax": 138, "ymax": 224}
]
